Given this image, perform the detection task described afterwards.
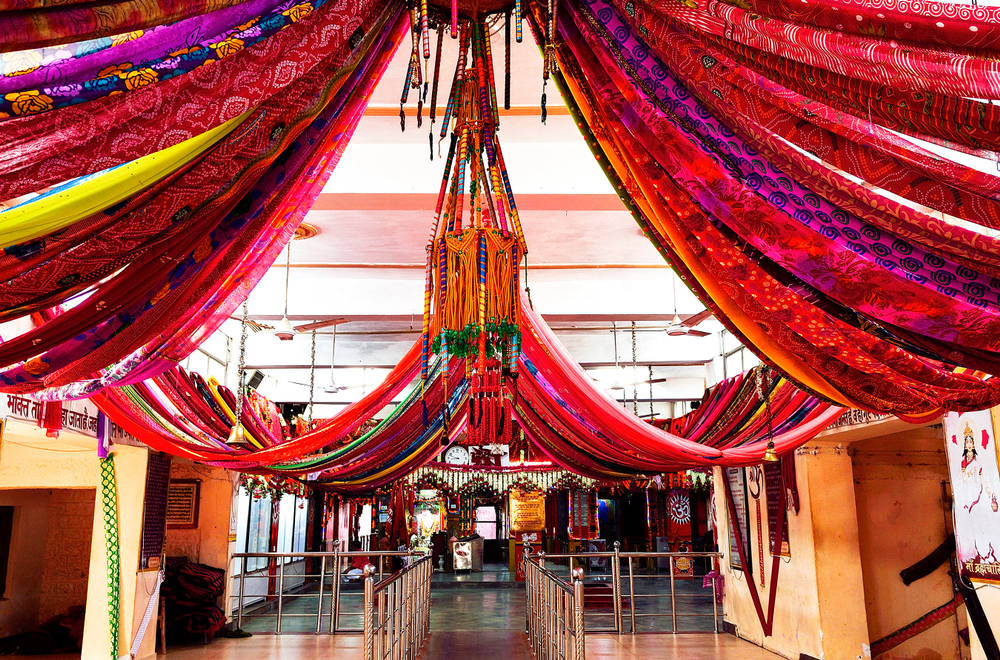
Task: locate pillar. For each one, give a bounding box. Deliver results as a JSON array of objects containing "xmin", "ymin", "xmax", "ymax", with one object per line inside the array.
[
  {"xmin": 971, "ymin": 584, "xmax": 1000, "ymax": 660},
  {"xmin": 80, "ymin": 444, "xmax": 155, "ymax": 660}
]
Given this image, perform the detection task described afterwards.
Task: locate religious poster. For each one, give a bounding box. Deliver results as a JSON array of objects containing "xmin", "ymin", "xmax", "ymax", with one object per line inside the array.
[
  {"xmin": 944, "ymin": 410, "xmax": 1000, "ymax": 583},
  {"xmin": 724, "ymin": 467, "xmax": 752, "ymax": 574},
  {"xmin": 666, "ymin": 488, "xmax": 691, "ymax": 544},
  {"xmin": 510, "ymin": 490, "xmax": 545, "ymax": 532}
]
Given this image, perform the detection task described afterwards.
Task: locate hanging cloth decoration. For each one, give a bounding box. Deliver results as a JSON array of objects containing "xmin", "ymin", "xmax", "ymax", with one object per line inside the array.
[
  {"xmin": 421, "ymin": 17, "xmax": 528, "ymax": 447},
  {"xmin": 99, "ymin": 455, "xmax": 121, "ymax": 660}
]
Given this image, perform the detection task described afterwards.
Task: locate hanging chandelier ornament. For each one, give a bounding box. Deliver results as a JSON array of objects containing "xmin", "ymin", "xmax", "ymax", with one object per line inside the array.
[{"xmin": 417, "ymin": 14, "xmax": 528, "ymax": 448}]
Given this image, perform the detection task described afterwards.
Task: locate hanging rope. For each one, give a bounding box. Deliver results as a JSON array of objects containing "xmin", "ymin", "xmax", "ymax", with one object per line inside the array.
[
  {"xmin": 100, "ymin": 456, "xmax": 121, "ymax": 660},
  {"xmin": 631, "ymin": 321, "xmax": 638, "ymax": 416}
]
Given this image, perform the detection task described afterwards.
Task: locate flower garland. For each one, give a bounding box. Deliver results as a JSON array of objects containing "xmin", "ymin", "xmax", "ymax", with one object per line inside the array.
[
  {"xmin": 240, "ymin": 473, "xmax": 310, "ymax": 501},
  {"xmin": 406, "ymin": 464, "xmax": 596, "ymax": 495}
]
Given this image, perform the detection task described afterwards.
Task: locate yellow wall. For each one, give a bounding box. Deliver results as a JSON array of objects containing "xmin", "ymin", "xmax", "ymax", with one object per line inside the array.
[
  {"xmin": 715, "ymin": 439, "xmax": 869, "ymax": 660},
  {"xmin": 163, "ymin": 461, "xmax": 235, "ymax": 571}
]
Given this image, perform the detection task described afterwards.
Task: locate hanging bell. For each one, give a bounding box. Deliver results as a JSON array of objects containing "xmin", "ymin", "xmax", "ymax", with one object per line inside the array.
[
  {"xmin": 763, "ymin": 440, "xmax": 779, "ymax": 463},
  {"xmin": 227, "ymin": 422, "xmax": 247, "ymax": 446}
]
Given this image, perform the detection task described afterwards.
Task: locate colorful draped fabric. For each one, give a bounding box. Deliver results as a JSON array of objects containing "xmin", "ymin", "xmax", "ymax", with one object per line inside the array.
[
  {"xmin": 97, "ymin": 295, "xmax": 843, "ymax": 488},
  {"xmin": 532, "ymin": 0, "xmax": 1000, "ymax": 421},
  {"xmin": 0, "ymin": 0, "xmax": 408, "ymax": 399}
]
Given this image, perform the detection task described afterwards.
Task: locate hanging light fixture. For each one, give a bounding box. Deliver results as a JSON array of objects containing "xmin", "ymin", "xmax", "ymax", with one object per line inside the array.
[
  {"xmin": 227, "ymin": 301, "xmax": 250, "ymax": 446},
  {"xmin": 274, "ymin": 244, "xmax": 296, "ymax": 341}
]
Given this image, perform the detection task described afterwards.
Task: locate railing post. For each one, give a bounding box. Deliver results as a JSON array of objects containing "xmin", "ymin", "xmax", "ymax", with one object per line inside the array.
[
  {"xmin": 316, "ymin": 555, "xmax": 326, "ymax": 634},
  {"xmin": 627, "ymin": 556, "xmax": 636, "ymax": 635},
  {"xmin": 237, "ymin": 555, "xmax": 246, "ymax": 631},
  {"xmin": 669, "ymin": 555, "xmax": 677, "ymax": 634},
  {"xmin": 363, "ymin": 564, "xmax": 376, "ymax": 660},
  {"xmin": 711, "ymin": 566, "xmax": 718, "ymax": 633},
  {"xmin": 331, "ymin": 546, "xmax": 342, "ymax": 634},
  {"xmin": 612, "ymin": 541, "xmax": 621, "ymax": 635},
  {"xmin": 572, "ymin": 567, "xmax": 585, "ymax": 660},
  {"xmin": 277, "ymin": 558, "xmax": 285, "ymax": 634}
]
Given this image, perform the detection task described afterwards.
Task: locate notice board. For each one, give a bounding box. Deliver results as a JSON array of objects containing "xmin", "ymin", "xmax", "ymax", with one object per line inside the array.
[{"xmin": 140, "ymin": 453, "xmax": 171, "ymax": 569}]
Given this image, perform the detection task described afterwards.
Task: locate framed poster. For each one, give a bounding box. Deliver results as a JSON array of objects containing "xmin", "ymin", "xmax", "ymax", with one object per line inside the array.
[
  {"xmin": 944, "ymin": 410, "xmax": 1000, "ymax": 583},
  {"xmin": 166, "ymin": 480, "xmax": 200, "ymax": 529},
  {"xmin": 510, "ymin": 490, "xmax": 545, "ymax": 533},
  {"xmin": 724, "ymin": 467, "xmax": 752, "ymax": 574}
]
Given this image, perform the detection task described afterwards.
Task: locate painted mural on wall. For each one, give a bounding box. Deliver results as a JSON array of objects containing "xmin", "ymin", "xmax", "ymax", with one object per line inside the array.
[{"xmin": 944, "ymin": 410, "xmax": 1000, "ymax": 582}]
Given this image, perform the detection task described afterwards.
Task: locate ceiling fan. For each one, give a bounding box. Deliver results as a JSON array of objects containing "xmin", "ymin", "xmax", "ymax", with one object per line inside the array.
[
  {"xmin": 665, "ymin": 274, "xmax": 712, "ymax": 337},
  {"xmin": 230, "ymin": 242, "xmax": 348, "ymax": 339},
  {"xmin": 592, "ymin": 321, "xmax": 667, "ymax": 392}
]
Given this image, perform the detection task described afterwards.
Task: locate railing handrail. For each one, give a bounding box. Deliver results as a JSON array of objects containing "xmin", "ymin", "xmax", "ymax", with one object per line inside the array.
[
  {"xmin": 536, "ymin": 551, "xmax": 722, "ymax": 559},
  {"xmin": 231, "ymin": 550, "xmax": 420, "ymax": 558},
  {"xmin": 524, "ymin": 555, "xmax": 576, "ymax": 595},
  {"xmin": 372, "ymin": 555, "xmax": 432, "ymax": 594}
]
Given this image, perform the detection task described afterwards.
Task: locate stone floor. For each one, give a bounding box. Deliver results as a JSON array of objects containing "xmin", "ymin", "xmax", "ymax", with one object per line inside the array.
[
  {"xmin": 151, "ymin": 628, "xmax": 783, "ymax": 660},
  {"xmin": 212, "ymin": 561, "xmax": 776, "ymax": 659}
]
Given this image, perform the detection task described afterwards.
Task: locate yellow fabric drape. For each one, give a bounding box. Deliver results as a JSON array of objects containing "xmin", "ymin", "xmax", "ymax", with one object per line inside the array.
[{"xmin": 0, "ymin": 109, "xmax": 252, "ymax": 250}]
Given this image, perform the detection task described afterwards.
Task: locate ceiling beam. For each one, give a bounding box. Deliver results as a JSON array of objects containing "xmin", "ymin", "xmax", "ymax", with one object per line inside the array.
[{"xmin": 245, "ymin": 360, "xmax": 711, "ymax": 370}]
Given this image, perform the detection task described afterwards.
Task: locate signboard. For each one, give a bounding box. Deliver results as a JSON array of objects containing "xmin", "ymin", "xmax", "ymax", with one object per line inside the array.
[
  {"xmin": 944, "ymin": 410, "xmax": 1000, "ymax": 583},
  {"xmin": 510, "ymin": 489, "xmax": 545, "ymax": 532},
  {"xmin": 763, "ymin": 461, "xmax": 790, "ymax": 557},
  {"xmin": 724, "ymin": 467, "xmax": 752, "ymax": 573},
  {"xmin": 0, "ymin": 394, "xmax": 139, "ymax": 443}
]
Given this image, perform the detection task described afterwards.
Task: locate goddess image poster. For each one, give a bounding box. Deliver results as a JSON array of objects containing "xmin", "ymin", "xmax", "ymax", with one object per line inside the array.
[{"xmin": 944, "ymin": 410, "xmax": 1000, "ymax": 583}]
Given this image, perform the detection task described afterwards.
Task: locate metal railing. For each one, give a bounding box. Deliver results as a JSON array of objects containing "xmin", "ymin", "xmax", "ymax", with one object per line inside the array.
[
  {"xmin": 363, "ymin": 556, "xmax": 432, "ymax": 660},
  {"xmin": 525, "ymin": 551, "xmax": 585, "ymax": 660},
  {"xmin": 230, "ymin": 549, "xmax": 419, "ymax": 634},
  {"xmin": 528, "ymin": 543, "xmax": 721, "ymax": 635}
]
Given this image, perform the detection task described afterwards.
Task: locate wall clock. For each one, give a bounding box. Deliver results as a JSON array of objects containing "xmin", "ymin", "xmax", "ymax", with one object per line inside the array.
[{"xmin": 444, "ymin": 445, "xmax": 471, "ymax": 465}]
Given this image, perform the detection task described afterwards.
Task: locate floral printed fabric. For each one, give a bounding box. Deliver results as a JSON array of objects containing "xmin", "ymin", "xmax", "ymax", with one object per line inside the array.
[{"xmin": 0, "ymin": 0, "xmax": 327, "ymax": 118}]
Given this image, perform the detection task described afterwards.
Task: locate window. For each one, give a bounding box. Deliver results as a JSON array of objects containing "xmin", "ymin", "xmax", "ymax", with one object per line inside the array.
[
  {"xmin": 293, "ymin": 497, "xmax": 309, "ymax": 553},
  {"xmin": 276, "ymin": 495, "xmax": 295, "ymax": 562},
  {"xmin": 0, "ymin": 506, "xmax": 12, "ymax": 599},
  {"xmin": 245, "ymin": 494, "xmax": 272, "ymax": 572},
  {"xmin": 475, "ymin": 505, "xmax": 497, "ymax": 540}
]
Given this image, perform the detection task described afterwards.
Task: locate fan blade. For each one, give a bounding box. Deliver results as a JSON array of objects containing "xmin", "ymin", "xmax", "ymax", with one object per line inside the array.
[
  {"xmin": 687, "ymin": 329, "xmax": 710, "ymax": 337},
  {"xmin": 227, "ymin": 316, "xmax": 274, "ymax": 332},
  {"xmin": 294, "ymin": 318, "xmax": 348, "ymax": 332},
  {"xmin": 634, "ymin": 377, "xmax": 667, "ymax": 386},
  {"xmin": 681, "ymin": 309, "xmax": 713, "ymax": 327}
]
